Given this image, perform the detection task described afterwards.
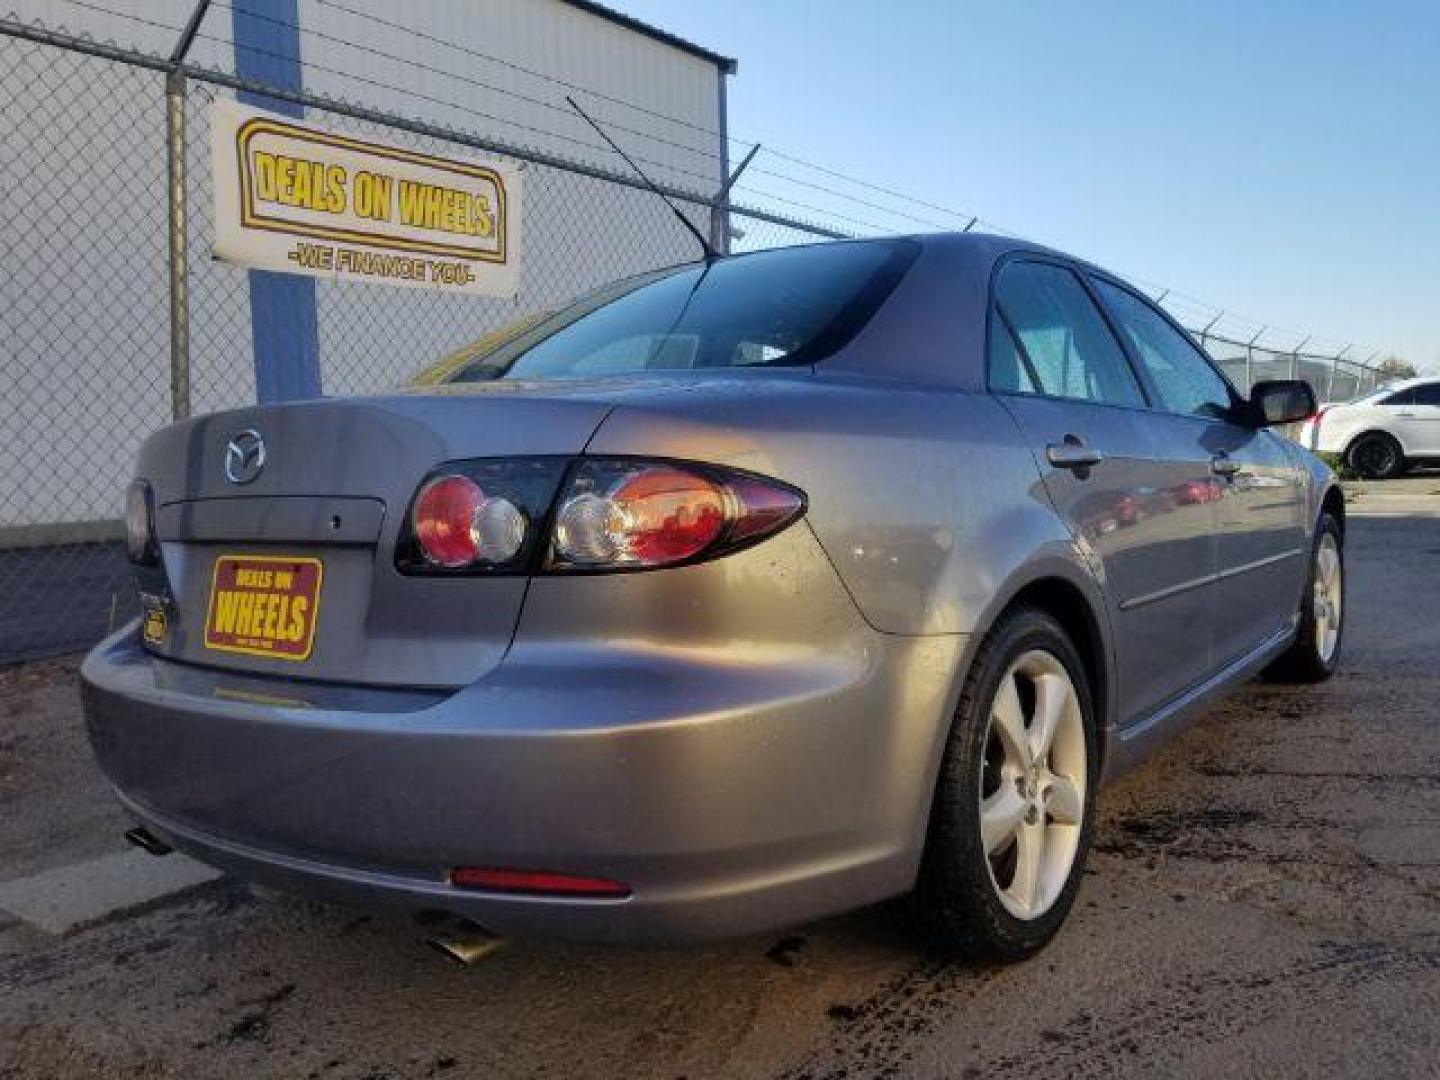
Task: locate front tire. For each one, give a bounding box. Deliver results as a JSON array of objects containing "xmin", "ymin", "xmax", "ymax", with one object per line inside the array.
[
  {"xmin": 1347, "ymin": 432, "xmax": 1404, "ymax": 479},
  {"xmin": 1264, "ymin": 512, "xmax": 1344, "ymax": 683},
  {"xmin": 910, "ymin": 608, "xmax": 1098, "ymax": 960}
]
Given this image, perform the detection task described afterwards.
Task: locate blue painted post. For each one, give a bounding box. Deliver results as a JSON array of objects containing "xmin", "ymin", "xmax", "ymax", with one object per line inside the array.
[{"xmin": 231, "ymin": 0, "xmax": 322, "ymax": 402}]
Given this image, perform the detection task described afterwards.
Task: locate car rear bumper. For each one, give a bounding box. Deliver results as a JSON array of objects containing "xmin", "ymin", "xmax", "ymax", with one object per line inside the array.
[{"xmin": 81, "ymin": 622, "xmax": 964, "ymax": 943}]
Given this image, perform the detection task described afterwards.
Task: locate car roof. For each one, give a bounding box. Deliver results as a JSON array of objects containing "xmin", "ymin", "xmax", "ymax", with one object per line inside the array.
[
  {"xmin": 595, "ymin": 233, "xmax": 1138, "ymax": 391},
  {"xmin": 815, "ymin": 231, "xmax": 1130, "ymax": 391},
  {"xmin": 732, "ymin": 230, "xmax": 1090, "ymax": 271}
]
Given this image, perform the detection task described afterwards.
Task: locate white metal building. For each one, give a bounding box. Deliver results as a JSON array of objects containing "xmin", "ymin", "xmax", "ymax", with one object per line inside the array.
[{"xmin": 3, "ymin": 0, "xmax": 735, "ymax": 530}]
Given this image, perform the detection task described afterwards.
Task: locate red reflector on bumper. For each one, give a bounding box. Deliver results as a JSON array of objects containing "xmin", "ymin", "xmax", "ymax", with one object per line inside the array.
[{"xmin": 450, "ymin": 867, "xmax": 631, "ymax": 898}]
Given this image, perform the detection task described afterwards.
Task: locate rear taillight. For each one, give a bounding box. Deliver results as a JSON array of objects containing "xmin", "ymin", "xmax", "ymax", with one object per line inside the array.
[
  {"xmin": 124, "ymin": 479, "xmax": 158, "ymax": 565},
  {"xmin": 397, "ymin": 457, "xmax": 805, "ymax": 575},
  {"xmin": 413, "ymin": 475, "xmax": 485, "ymax": 566},
  {"xmin": 412, "ymin": 475, "xmax": 529, "ymax": 568},
  {"xmin": 550, "ymin": 459, "xmax": 804, "ymax": 571},
  {"xmin": 396, "ymin": 458, "xmax": 570, "ymax": 575}
]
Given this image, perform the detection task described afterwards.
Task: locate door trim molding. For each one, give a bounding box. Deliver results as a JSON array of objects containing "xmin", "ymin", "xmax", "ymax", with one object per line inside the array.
[{"xmin": 1119, "ymin": 547, "xmax": 1304, "ymax": 612}]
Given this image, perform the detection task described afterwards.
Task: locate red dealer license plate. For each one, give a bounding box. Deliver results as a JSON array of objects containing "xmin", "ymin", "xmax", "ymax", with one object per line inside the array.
[{"xmin": 203, "ymin": 555, "xmax": 323, "ymax": 662}]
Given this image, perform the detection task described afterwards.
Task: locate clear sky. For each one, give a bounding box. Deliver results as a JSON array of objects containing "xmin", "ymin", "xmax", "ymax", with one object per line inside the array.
[{"xmin": 618, "ymin": 0, "xmax": 1439, "ymax": 369}]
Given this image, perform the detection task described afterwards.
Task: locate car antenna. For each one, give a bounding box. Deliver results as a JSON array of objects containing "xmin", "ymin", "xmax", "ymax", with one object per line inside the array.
[{"xmin": 566, "ymin": 95, "xmax": 720, "ymax": 264}]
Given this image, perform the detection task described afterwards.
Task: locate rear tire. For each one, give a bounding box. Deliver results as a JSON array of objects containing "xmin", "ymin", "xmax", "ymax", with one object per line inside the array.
[
  {"xmin": 910, "ymin": 608, "xmax": 1098, "ymax": 960},
  {"xmin": 1264, "ymin": 512, "xmax": 1344, "ymax": 683},
  {"xmin": 1347, "ymin": 432, "xmax": 1404, "ymax": 479}
]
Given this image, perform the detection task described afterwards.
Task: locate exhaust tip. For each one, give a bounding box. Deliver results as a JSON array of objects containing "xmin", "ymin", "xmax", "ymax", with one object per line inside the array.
[
  {"xmin": 124, "ymin": 827, "xmax": 174, "ymax": 857},
  {"xmin": 425, "ymin": 933, "xmax": 504, "ymax": 966},
  {"xmin": 417, "ymin": 915, "xmax": 503, "ymax": 965}
]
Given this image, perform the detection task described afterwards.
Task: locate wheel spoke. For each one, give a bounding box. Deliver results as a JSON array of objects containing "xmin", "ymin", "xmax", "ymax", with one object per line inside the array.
[
  {"xmin": 991, "ymin": 675, "xmax": 1032, "ymax": 770},
  {"xmin": 981, "ymin": 786, "xmax": 1027, "ymax": 855},
  {"xmin": 1028, "ymin": 672, "xmax": 1070, "ymax": 761},
  {"xmin": 1045, "ymin": 774, "xmax": 1083, "ymax": 825},
  {"xmin": 1008, "ymin": 819, "xmax": 1046, "ymax": 914},
  {"xmin": 1314, "ymin": 537, "xmax": 1342, "ymax": 661}
]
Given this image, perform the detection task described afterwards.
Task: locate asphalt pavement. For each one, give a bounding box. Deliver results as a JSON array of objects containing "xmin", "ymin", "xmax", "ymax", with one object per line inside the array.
[{"xmin": 2, "ymin": 479, "xmax": 1437, "ymax": 1079}]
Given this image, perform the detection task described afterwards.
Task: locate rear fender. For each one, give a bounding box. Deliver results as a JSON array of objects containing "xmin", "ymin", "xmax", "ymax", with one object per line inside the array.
[
  {"xmin": 912, "ymin": 551, "xmax": 1117, "ymax": 821},
  {"xmin": 587, "ymin": 381, "xmax": 1072, "ymax": 637}
]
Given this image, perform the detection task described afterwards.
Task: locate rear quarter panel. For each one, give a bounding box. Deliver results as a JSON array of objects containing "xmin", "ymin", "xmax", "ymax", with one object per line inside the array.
[
  {"xmin": 1315, "ymin": 405, "xmax": 1391, "ymax": 455},
  {"xmin": 586, "ymin": 374, "xmax": 1121, "ymax": 814},
  {"xmin": 585, "ymin": 377, "xmax": 1097, "ymax": 640}
]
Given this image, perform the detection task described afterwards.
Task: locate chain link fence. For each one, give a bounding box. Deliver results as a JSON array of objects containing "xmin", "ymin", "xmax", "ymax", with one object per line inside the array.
[
  {"xmin": 1, "ymin": 30, "xmax": 174, "ymax": 664},
  {"xmin": 1201, "ymin": 331, "xmax": 1385, "ymax": 405},
  {"xmin": 0, "ymin": 16, "xmax": 1391, "ymax": 664}
]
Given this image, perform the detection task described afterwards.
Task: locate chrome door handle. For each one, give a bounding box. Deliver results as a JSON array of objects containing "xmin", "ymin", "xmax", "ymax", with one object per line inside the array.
[
  {"xmin": 1046, "ymin": 439, "xmax": 1103, "ymax": 470},
  {"xmin": 1394, "ymin": 411, "xmax": 1416, "ymax": 417},
  {"xmin": 1211, "ymin": 454, "xmax": 1241, "ymax": 477}
]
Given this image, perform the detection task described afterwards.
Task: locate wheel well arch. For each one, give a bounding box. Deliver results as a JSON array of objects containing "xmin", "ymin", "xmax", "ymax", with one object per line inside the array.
[{"xmin": 995, "ymin": 575, "xmax": 1110, "ymax": 766}]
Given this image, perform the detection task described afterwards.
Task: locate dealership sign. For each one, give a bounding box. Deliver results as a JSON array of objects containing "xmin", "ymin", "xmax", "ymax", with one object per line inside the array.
[{"xmin": 211, "ymin": 99, "xmax": 521, "ymax": 296}]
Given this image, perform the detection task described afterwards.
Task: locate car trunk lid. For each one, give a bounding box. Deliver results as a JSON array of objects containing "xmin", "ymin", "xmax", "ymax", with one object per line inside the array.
[{"xmin": 136, "ymin": 392, "xmax": 614, "ymax": 687}]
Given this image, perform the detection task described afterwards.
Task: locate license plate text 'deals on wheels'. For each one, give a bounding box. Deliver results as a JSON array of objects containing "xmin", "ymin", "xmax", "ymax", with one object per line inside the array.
[{"xmin": 203, "ymin": 555, "xmax": 323, "ymax": 661}]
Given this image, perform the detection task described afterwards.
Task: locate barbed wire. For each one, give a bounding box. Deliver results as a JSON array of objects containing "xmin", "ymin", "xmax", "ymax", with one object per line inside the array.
[
  {"xmin": 301, "ymin": 1, "xmax": 1005, "ymax": 229},
  {"xmin": 37, "ymin": 0, "xmax": 1389, "ymax": 361},
  {"xmin": 205, "ymin": 1, "xmax": 730, "ymax": 164},
  {"xmin": 104, "ymin": 0, "xmax": 973, "ymax": 234}
]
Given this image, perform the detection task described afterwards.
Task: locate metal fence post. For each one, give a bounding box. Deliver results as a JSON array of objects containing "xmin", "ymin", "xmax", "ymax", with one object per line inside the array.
[
  {"xmin": 710, "ymin": 143, "xmax": 759, "ymax": 255},
  {"xmin": 1326, "ymin": 345, "xmax": 1351, "ymax": 403},
  {"xmin": 163, "ymin": 0, "xmax": 210, "ymax": 421},
  {"xmin": 1198, "ymin": 311, "xmax": 1223, "ymax": 356},
  {"xmin": 1245, "ymin": 327, "xmax": 1265, "ymax": 394},
  {"xmin": 165, "ymin": 68, "xmax": 191, "ymax": 420},
  {"xmin": 1290, "ymin": 337, "xmax": 1307, "ymax": 382}
]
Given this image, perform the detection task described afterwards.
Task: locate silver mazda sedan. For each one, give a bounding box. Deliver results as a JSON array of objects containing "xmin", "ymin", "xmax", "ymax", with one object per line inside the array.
[{"xmin": 82, "ymin": 234, "xmax": 1344, "ymax": 960}]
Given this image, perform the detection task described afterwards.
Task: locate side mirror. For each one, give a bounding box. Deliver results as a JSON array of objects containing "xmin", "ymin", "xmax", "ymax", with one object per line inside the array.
[{"xmin": 1249, "ymin": 379, "xmax": 1317, "ymax": 427}]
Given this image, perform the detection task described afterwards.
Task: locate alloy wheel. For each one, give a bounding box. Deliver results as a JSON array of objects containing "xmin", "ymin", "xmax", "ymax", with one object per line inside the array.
[
  {"xmin": 978, "ymin": 650, "xmax": 1087, "ymax": 920},
  {"xmin": 1353, "ymin": 437, "xmax": 1398, "ymax": 478},
  {"xmin": 1313, "ymin": 532, "xmax": 1343, "ymax": 662}
]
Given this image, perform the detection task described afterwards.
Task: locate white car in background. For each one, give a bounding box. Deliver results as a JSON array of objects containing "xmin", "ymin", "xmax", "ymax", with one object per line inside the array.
[{"xmin": 1301, "ymin": 378, "xmax": 1440, "ymax": 478}]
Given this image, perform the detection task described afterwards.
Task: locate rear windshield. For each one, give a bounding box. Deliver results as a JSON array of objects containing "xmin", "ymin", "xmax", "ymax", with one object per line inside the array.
[{"xmin": 445, "ymin": 240, "xmax": 919, "ymax": 382}]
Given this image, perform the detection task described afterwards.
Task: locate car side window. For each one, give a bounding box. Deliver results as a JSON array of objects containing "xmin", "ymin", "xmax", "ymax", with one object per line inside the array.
[
  {"xmin": 992, "ymin": 262, "xmax": 1145, "ymax": 407},
  {"xmin": 1410, "ymin": 384, "xmax": 1440, "ymax": 406},
  {"xmin": 987, "ymin": 316, "xmax": 1037, "ymax": 393},
  {"xmin": 1090, "ymin": 278, "xmax": 1235, "ymax": 420}
]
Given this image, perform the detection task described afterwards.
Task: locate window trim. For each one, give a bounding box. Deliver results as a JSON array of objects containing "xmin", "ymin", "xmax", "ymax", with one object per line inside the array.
[
  {"xmin": 993, "ymin": 304, "xmax": 1043, "ymax": 392},
  {"xmin": 983, "ymin": 253, "xmax": 1153, "ymax": 411}
]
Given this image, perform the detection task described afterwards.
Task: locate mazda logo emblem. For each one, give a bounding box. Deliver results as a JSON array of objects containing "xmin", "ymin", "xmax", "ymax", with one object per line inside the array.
[{"xmin": 224, "ymin": 429, "xmax": 266, "ymax": 485}]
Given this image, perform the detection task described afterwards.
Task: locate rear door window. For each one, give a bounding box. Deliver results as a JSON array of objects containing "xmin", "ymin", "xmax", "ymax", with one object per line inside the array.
[
  {"xmin": 1411, "ymin": 384, "xmax": 1440, "ymax": 406},
  {"xmin": 1090, "ymin": 278, "xmax": 1237, "ymax": 420},
  {"xmin": 991, "ymin": 261, "xmax": 1145, "ymax": 407},
  {"xmin": 987, "ymin": 317, "xmax": 1037, "ymax": 393}
]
